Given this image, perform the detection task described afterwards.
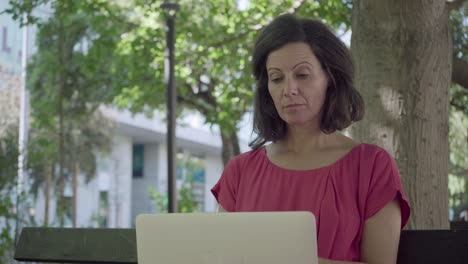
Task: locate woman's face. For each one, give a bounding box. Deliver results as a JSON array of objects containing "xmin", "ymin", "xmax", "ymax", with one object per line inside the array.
[{"xmin": 266, "ymin": 42, "xmax": 328, "ymax": 128}]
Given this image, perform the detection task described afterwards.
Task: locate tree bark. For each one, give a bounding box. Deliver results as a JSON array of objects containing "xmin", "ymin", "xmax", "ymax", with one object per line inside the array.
[
  {"xmin": 220, "ymin": 130, "xmax": 240, "ymax": 166},
  {"xmin": 351, "ymin": 0, "xmax": 451, "ymax": 229},
  {"xmin": 452, "ymin": 56, "xmax": 468, "ymax": 90}
]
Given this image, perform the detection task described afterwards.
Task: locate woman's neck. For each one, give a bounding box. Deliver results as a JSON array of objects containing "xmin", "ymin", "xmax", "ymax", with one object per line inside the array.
[{"xmin": 279, "ymin": 125, "xmax": 331, "ymax": 154}]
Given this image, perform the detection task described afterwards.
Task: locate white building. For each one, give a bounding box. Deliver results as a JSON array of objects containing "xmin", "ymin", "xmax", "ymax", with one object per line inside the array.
[
  {"xmin": 0, "ymin": 1, "xmax": 250, "ymax": 229},
  {"xmin": 32, "ymin": 107, "xmax": 248, "ymax": 228}
]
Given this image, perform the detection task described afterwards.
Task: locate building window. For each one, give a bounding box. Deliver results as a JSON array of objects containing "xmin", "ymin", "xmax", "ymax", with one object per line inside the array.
[{"xmin": 132, "ymin": 144, "xmax": 144, "ymax": 178}]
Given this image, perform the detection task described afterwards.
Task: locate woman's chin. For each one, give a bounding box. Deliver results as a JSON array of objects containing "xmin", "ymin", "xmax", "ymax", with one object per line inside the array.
[{"xmin": 285, "ymin": 119, "xmax": 317, "ymax": 128}]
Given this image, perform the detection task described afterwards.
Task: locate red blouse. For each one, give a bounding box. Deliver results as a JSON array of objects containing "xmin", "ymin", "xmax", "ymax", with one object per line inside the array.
[{"xmin": 211, "ymin": 143, "xmax": 410, "ymax": 262}]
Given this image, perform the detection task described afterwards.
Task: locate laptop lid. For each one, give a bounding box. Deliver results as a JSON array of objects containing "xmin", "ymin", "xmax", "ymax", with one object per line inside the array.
[{"xmin": 136, "ymin": 211, "xmax": 318, "ymax": 264}]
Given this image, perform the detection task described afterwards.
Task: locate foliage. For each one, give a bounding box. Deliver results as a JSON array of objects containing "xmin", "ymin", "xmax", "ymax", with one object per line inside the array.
[
  {"xmin": 5, "ymin": 0, "xmax": 123, "ymax": 226},
  {"xmin": 448, "ymin": 3, "xmax": 468, "ymax": 215},
  {"xmin": 451, "ymin": 4, "xmax": 468, "ymax": 61},
  {"xmin": 177, "ymin": 179, "xmax": 199, "ymax": 213},
  {"xmin": 0, "ymin": 130, "xmax": 18, "ymax": 262},
  {"xmin": 148, "ymin": 151, "xmax": 206, "ymax": 213},
  {"xmin": 450, "ymin": 3, "xmax": 468, "ymax": 114},
  {"xmin": 148, "ymin": 186, "xmax": 168, "ymax": 213},
  {"xmin": 449, "ymin": 87, "xmax": 468, "ymax": 176},
  {"xmin": 27, "ymin": 113, "xmax": 114, "ymax": 195},
  {"xmin": 448, "ymin": 85, "xmax": 468, "ymax": 217},
  {"xmin": 148, "ymin": 179, "xmax": 199, "ymax": 213},
  {"xmin": 111, "ymin": 0, "xmax": 352, "ymax": 135}
]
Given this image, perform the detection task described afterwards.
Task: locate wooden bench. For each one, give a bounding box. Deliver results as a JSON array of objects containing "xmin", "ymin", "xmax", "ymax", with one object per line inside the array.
[
  {"xmin": 15, "ymin": 228, "xmax": 137, "ymax": 264},
  {"xmin": 14, "ymin": 227, "xmax": 468, "ymax": 264},
  {"xmin": 450, "ymin": 221, "xmax": 468, "ymax": 230}
]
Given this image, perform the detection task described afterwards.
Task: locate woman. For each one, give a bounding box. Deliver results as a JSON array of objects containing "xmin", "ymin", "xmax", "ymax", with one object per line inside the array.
[{"xmin": 211, "ymin": 14, "xmax": 410, "ymax": 264}]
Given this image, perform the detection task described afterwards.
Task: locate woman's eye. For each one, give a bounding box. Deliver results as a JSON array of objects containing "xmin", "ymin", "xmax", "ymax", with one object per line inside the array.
[
  {"xmin": 271, "ymin": 77, "xmax": 283, "ymax": 83},
  {"xmin": 296, "ymin": 73, "xmax": 309, "ymax": 79}
]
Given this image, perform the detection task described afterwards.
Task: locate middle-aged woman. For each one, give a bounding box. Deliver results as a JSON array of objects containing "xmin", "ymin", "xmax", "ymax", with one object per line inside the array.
[{"xmin": 212, "ymin": 14, "xmax": 410, "ymax": 264}]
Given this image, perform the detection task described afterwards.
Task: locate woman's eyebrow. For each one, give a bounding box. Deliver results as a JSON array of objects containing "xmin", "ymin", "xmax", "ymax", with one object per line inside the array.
[
  {"xmin": 267, "ymin": 61, "xmax": 314, "ymax": 72},
  {"xmin": 267, "ymin": 67, "xmax": 281, "ymax": 72},
  {"xmin": 267, "ymin": 61, "xmax": 314, "ymax": 71},
  {"xmin": 292, "ymin": 61, "xmax": 314, "ymax": 69}
]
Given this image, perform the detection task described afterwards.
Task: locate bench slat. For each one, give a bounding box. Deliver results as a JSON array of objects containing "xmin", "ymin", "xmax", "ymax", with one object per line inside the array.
[
  {"xmin": 14, "ymin": 227, "xmax": 137, "ymax": 264},
  {"xmin": 14, "ymin": 227, "xmax": 468, "ymax": 264},
  {"xmin": 397, "ymin": 230, "xmax": 468, "ymax": 264}
]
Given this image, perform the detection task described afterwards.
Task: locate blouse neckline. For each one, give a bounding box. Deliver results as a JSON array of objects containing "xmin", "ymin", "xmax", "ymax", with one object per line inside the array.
[{"xmin": 261, "ymin": 143, "xmax": 364, "ymax": 173}]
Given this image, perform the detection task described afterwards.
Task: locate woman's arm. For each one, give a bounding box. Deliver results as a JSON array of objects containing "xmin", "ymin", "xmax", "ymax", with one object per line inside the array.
[
  {"xmin": 320, "ymin": 198, "xmax": 402, "ymax": 264},
  {"xmin": 360, "ymin": 198, "xmax": 402, "ymax": 263},
  {"xmin": 218, "ymin": 199, "xmax": 402, "ymax": 264}
]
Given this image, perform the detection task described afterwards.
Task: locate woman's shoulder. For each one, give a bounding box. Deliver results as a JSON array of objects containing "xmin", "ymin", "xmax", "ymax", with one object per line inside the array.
[
  {"xmin": 332, "ymin": 143, "xmax": 396, "ymax": 173},
  {"xmin": 225, "ymin": 147, "xmax": 266, "ymax": 169},
  {"xmin": 326, "ymin": 133, "xmax": 389, "ymax": 165},
  {"xmin": 347, "ymin": 143, "xmax": 399, "ymax": 180},
  {"xmin": 353, "ymin": 143, "xmax": 394, "ymax": 161}
]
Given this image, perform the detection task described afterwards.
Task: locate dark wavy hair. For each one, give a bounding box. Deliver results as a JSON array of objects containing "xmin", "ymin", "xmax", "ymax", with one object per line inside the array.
[{"xmin": 249, "ymin": 14, "xmax": 365, "ymax": 149}]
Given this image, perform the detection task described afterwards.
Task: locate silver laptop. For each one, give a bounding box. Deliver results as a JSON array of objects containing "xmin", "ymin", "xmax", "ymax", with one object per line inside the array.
[{"xmin": 136, "ymin": 211, "xmax": 318, "ymax": 264}]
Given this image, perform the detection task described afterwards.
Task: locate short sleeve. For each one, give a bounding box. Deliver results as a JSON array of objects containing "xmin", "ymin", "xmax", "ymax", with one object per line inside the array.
[
  {"xmin": 363, "ymin": 149, "xmax": 410, "ymax": 229},
  {"xmin": 211, "ymin": 158, "xmax": 241, "ymax": 212}
]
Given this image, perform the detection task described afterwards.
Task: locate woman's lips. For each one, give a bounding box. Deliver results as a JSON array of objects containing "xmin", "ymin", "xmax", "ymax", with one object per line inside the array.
[{"xmin": 284, "ymin": 104, "xmax": 304, "ymax": 109}]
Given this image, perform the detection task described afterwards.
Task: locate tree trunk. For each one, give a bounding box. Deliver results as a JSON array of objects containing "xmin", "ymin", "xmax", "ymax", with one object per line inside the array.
[
  {"xmin": 351, "ymin": 0, "xmax": 451, "ymax": 229},
  {"xmin": 72, "ymin": 161, "xmax": 79, "ymax": 227},
  {"xmin": 44, "ymin": 160, "xmax": 52, "ymax": 227},
  {"xmin": 220, "ymin": 129, "xmax": 240, "ymax": 166}
]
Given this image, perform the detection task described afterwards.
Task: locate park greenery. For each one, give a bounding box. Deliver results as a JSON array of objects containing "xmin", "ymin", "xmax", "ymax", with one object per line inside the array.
[
  {"xmin": 0, "ymin": 0, "xmax": 467, "ymax": 257},
  {"xmin": 0, "ymin": 129, "xmax": 18, "ymax": 263},
  {"xmin": 148, "ymin": 152, "xmax": 206, "ymax": 213}
]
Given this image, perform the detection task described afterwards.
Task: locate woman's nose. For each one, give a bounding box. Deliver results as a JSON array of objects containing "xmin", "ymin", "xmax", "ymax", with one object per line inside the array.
[{"xmin": 283, "ymin": 77, "xmax": 298, "ymax": 96}]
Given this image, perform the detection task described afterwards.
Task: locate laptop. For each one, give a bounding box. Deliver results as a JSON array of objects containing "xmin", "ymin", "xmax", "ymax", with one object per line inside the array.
[{"xmin": 136, "ymin": 211, "xmax": 318, "ymax": 264}]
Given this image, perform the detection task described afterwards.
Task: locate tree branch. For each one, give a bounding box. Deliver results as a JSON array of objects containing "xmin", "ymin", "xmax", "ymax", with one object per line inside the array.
[
  {"xmin": 452, "ymin": 56, "xmax": 468, "ymax": 90},
  {"xmin": 178, "ymin": 95, "xmax": 207, "ymax": 115},
  {"xmin": 197, "ymin": 90, "xmax": 217, "ymax": 107},
  {"xmin": 178, "ymin": 84, "xmax": 215, "ymax": 115},
  {"xmin": 447, "ymin": 0, "xmax": 468, "ymax": 11}
]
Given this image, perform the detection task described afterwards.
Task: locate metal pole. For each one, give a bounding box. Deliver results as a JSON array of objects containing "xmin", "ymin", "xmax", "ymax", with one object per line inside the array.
[
  {"xmin": 162, "ymin": 3, "xmax": 179, "ymax": 213},
  {"xmin": 15, "ymin": 13, "xmax": 29, "ymax": 243}
]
